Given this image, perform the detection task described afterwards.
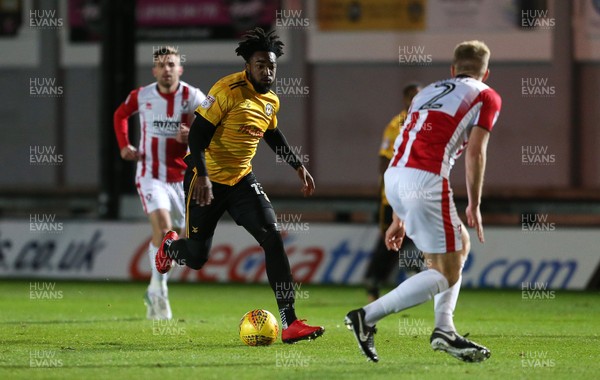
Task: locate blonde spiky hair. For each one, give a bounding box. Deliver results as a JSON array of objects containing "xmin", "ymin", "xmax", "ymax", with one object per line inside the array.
[{"xmin": 453, "ymin": 40, "xmax": 491, "ymax": 79}]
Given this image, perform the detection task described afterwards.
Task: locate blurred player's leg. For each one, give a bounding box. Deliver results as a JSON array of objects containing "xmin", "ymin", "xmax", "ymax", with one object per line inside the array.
[
  {"xmin": 364, "ymin": 204, "xmax": 395, "ymax": 301},
  {"xmin": 144, "ymin": 208, "xmax": 173, "ymax": 320},
  {"xmin": 364, "ymin": 242, "xmax": 390, "ymax": 302},
  {"xmin": 137, "ymin": 178, "xmax": 175, "ymax": 320},
  {"xmin": 147, "ymin": 181, "xmax": 186, "ymax": 317}
]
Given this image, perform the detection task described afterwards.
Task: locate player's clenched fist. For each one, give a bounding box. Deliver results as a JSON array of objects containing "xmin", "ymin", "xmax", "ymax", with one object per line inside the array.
[{"xmin": 120, "ymin": 145, "xmax": 140, "ymax": 161}]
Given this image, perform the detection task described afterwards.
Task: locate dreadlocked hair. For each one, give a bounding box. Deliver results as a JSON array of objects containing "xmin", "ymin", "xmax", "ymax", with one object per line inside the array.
[{"xmin": 235, "ymin": 27, "xmax": 284, "ymax": 61}]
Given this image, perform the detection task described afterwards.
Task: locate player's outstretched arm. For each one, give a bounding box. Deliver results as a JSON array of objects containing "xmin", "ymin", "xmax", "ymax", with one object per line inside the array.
[
  {"xmin": 263, "ymin": 128, "xmax": 303, "ymax": 168},
  {"xmin": 385, "ymin": 212, "xmax": 406, "ymax": 251},
  {"xmin": 263, "ymin": 128, "xmax": 315, "ymax": 196},
  {"xmin": 465, "ymin": 126, "xmax": 490, "ymax": 243}
]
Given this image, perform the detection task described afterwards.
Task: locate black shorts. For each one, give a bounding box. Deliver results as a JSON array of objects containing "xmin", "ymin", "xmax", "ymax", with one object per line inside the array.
[{"xmin": 183, "ymin": 168, "xmax": 278, "ymax": 243}]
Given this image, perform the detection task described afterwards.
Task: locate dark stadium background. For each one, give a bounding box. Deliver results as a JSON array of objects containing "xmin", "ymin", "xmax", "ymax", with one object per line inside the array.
[{"xmin": 1, "ymin": 0, "xmax": 599, "ymax": 290}]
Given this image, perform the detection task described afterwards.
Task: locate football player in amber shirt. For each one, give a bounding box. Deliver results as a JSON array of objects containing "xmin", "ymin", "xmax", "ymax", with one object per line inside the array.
[
  {"xmin": 153, "ymin": 28, "xmax": 324, "ymax": 344},
  {"xmin": 364, "ymin": 83, "xmax": 421, "ymax": 302}
]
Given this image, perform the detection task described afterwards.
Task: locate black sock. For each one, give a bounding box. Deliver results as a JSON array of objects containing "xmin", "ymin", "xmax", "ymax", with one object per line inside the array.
[
  {"xmin": 167, "ymin": 238, "xmax": 210, "ymax": 270},
  {"xmin": 365, "ymin": 282, "xmax": 380, "ymax": 299},
  {"xmin": 163, "ymin": 236, "xmax": 176, "ymax": 257},
  {"xmin": 260, "ymin": 231, "xmax": 298, "ymax": 328},
  {"xmin": 278, "ymin": 303, "xmax": 297, "ymax": 329}
]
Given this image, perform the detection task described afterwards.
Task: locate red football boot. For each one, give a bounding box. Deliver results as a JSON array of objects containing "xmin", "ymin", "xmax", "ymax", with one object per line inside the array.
[
  {"xmin": 155, "ymin": 230, "xmax": 178, "ymax": 274},
  {"xmin": 282, "ymin": 319, "xmax": 325, "ymax": 344}
]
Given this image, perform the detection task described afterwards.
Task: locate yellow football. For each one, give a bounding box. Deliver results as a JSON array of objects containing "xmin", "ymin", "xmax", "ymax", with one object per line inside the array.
[{"xmin": 239, "ymin": 309, "xmax": 279, "ymax": 346}]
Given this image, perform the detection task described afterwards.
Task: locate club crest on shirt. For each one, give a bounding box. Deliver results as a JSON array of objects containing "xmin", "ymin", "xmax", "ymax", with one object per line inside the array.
[
  {"xmin": 265, "ymin": 103, "xmax": 274, "ymax": 116},
  {"xmin": 181, "ymin": 100, "xmax": 189, "ymax": 111},
  {"xmin": 200, "ymin": 95, "xmax": 215, "ymax": 109}
]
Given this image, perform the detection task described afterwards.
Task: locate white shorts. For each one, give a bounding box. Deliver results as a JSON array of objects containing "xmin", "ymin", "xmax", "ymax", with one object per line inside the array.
[
  {"xmin": 136, "ymin": 177, "xmax": 186, "ymax": 229},
  {"xmin": 384, "ymin": 167, "xmax": 463, "ymax": 254}
]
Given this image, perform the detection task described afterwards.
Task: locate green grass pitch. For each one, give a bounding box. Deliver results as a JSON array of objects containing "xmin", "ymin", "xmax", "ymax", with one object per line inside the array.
[{"xmin": 0, "ymin": 280, "xmax": 598, "ymax": 379}]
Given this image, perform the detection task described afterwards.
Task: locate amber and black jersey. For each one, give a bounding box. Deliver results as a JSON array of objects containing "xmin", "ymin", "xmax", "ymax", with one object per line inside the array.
[{"xmin": 193, "ymin": 71, "xmax": 280, "ymax": 186}]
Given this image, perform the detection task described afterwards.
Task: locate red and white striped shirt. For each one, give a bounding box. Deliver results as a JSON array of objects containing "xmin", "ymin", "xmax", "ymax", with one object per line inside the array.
[
  {"xmin": 390, "ymin": 76, "xmax": 501, "ymax": 179},
  {"xmin": 114, "ymin": 81, "xmax": 205, "ymax": 182}
]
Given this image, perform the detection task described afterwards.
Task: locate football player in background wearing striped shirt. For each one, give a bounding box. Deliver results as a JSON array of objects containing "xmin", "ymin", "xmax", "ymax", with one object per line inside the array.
[{"xmin": 114, "ymin": 46, "xmax": 205, "ymax": 320}]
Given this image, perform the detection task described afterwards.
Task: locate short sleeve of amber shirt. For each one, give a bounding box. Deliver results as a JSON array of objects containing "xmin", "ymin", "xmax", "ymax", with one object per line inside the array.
[{"xmin": 194, "ymin": 81, "xmax": 234, "ymax": 126}]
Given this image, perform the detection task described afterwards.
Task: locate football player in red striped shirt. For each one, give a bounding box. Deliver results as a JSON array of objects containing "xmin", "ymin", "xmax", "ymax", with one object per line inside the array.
[
  {"xmin": 113, "ymin": 46, "xmax": 205, "ymax": 320},
  {"xmin": 346, "ymin": 40, "xmax": 501, "ymax": 363}
]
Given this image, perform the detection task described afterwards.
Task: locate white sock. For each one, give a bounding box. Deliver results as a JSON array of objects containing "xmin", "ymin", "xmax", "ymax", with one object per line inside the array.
[
  {"xmin": 364, "ymin": 269, "xmax": 448, "ymax": 326},
  {"xmin": 434, "ymin": 276, "xmax": 462, "ymax": 332},
  {"xmin": 147, "ymin": 242, "xmax": 168, "ymax": 295}
]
